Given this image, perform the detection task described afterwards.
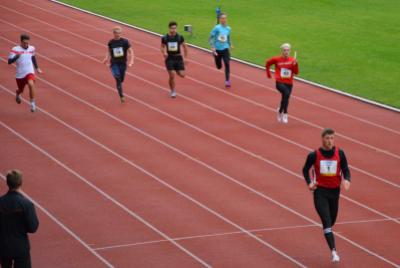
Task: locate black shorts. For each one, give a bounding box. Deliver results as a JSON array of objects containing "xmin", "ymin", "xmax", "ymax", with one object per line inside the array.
[{"xmin": 165, "ymin": 55, "xmax": 185, "ymax": 71}]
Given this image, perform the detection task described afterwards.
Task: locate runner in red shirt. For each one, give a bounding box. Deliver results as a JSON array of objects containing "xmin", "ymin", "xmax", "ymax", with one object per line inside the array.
[
  {"xmin": 302, "ymin": 128, "xmax": 351, "ymax": 263},
  {"xmin": 266, "ymin": 43, "xmax": 298, "ymax": 123}
]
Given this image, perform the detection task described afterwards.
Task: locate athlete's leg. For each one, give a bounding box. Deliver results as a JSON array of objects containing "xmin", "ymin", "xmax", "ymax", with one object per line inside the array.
[
  {"xmin": 214, "ymin": 50, "xmax": 223, "ymax": 69},
  {"xmin": 314, "ymin": 188, "xmax": 336, "ymax": 251},
  {"xmin": 27, "ymin": 79, "xmax": 36, "ymax": 112},
  {"xmin": 110, "ymin": 63, "xmax": 123, "ymax": 98},
  {"xmin": 221, "ymin": 49, "xmax": 231, "ymax": 82}
]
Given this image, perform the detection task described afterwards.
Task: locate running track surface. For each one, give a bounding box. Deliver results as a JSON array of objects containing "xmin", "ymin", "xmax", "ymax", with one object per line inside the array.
[{"xmin": 0, "ymin": 1, "xmax": 399, "ymax": 267}]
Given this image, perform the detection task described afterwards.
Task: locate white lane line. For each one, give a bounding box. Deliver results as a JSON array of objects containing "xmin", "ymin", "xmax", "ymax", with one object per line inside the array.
[
  {"xmin": 21, "ymin": 0, "xmax": 400, "ymax": 134},
  {"xmin": 94, "ymin": 217, "xmax": 397, "ymax": 252},
  {"xmin": 0, "ymin": 76, "xmax": 396, "ymax": 266},
  {"xmin": 0, "ymin": 173, "xmax": 114, "ymax": 268},
  {"xmin": 0, "ymin": 121, "xmax": 211, "ymax": 268},
  {"xmin": 0, "ymin": 90, "xmax": 305, "ymax": 267},
  {"xmin": 3, "ymin": 4, "xmax": 400, "ymax": 160},
  {"xmin": 1, "ymin": 12, "xmax": 398, "ymax": 191}
]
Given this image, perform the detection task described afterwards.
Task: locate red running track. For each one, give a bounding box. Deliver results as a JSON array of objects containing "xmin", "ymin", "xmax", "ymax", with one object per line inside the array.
[{"xmin": 0, "ymin": 0, "xmax": 399, "ymax": 267}]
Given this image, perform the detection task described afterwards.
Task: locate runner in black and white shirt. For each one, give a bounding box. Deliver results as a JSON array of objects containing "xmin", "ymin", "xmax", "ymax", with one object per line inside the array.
[
  {"xmin": 161, "ymin": 21, "xmax": 188, "ymax": 98},
  {"xmin": 103, "ymin": 26, "xmax": 134, "ymax": 103}
]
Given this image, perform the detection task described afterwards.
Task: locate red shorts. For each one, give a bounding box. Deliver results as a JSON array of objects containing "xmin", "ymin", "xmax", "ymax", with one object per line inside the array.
[{"xmin": 16, "ymin": 73, "xmax": 35, "ymax": 93}]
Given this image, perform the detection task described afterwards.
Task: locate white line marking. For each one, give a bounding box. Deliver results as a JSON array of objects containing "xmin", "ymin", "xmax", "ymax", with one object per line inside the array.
[
  {"xmin": 93, "ymin": 217, "xmax": 398, "ymax": 252},
  {"xmin": 0, "ymin": 90, "xmax": 305, "ymax": 267},
  {"xmin": 1, "ymin": 75, "xmax": 397, "ymax": 266},
  {"xmin": 46, "ymin": 0, "xmax": 400, "ymax": 118},
  {"xmin": 0, "ymin": 173, "xmax": 114, "ymax": 268},
  {"xmin": 6, "ymin": 2, "xmax": 400, "ymax": 159},
  {"xmin": 0, "ymin": 121, "xmax": 211, "ymax": 268},
  {"xmin": 0, "ymin": 18, "xmax": 398, "ymax": 190}
]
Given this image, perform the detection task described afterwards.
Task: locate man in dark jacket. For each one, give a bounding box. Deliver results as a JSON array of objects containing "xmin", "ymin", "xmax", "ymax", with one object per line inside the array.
[{"xmin": 0, "ymin": 170, "xmax": 39, "ymax": 268}]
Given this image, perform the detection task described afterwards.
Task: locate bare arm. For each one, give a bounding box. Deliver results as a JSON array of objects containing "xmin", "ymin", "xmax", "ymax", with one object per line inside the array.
[
  {"xmin": 102, "ymin": 50, "xmax": 110, "ymax": 64},
  {"xmin": 161, "ymin": 43, "xmax": 167, "ymax": 59},
  {"xmin": 182, "ymin": 42, "xmax": 188, "ymax": 59},
  {"xmin": 128, "ymin": 47, "xmax": 134, "ymax": 66}
]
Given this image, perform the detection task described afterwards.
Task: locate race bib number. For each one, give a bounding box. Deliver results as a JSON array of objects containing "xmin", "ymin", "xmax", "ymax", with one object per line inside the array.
[
  {"xmin": 113, "ymin": 47, "xmax": 124, "ymax": 58},
  {"xmin": 280, "ymin": 68, "xmax": 292, "ymax": 78},
  {"xmin": 320, "ymin": 160, "xmax": 338, "ymax": 176},
  {"xmin": 167, "ymin": 42, "xmax": 178, "ymax": 52},
  {"xmin": 218, "ymin": 34, "xmax": 228, "ymax": 43}
]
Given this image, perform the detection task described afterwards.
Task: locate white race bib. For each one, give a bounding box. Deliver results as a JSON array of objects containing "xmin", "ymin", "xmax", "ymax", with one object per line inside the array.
[
  {"xmin": 112, "ymin": 47, "xmax": 124, "ymax": 58},
  {"xmin": 217, "ymin": 34, "xmax": 227, "ymax": 43},
  {"xmin": 320, "ymin": 160, "xmax": 338, "ymax": 176},
  {"xmin": 280, "ymin": 68, "xmax": 292, "ymax": 78},
  {"xmin": 167, "ymin": 42, "xmax": 178, "ymax": 52}
]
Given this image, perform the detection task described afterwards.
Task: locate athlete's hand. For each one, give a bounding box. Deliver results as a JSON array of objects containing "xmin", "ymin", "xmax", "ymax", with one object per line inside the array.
[
  {"xmin": 211, "ymin": 48, "xmax": 218, "ymax": 56},
  {"xmin": 128, "ymin": 62, "xmax": 134, "ymax": 67},
  {"xmin": 163, "ymin": 53, "xmax": 168, "ymax": 59},
  {"xmin": 308, "ymin": 182, "xmax": 317, "ymax": 191},
  {"xmin": 37, "ymin": 68, "xmax": 43, "ymax": 74},
  {"xmin": 230, "ymin": 44, "xmax": 234, "ymax": 50},
  {"xmin": 343, "ymin": 180, "xmax": 351, "ymax": 191}
]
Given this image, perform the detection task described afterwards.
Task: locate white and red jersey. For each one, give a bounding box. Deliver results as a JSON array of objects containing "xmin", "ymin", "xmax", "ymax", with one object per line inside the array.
[
  {"xmin": 9, "ymin": 45, "xmax": 36, "ymax": 78},
  {"xmin": 314, "ymin": 147, "xmax": 342, "ymax": 188}
]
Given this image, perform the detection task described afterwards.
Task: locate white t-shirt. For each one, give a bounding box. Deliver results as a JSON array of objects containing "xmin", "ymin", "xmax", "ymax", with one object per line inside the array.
[{"xmin": 9, "ymin": 45, "xmax": 36, "ymax": 78}]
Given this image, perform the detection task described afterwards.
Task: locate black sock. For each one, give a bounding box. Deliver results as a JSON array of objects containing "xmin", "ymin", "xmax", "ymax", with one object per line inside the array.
[{"xmin": 324, "ymin": 232, "xmax": 336, "ymax": 251}]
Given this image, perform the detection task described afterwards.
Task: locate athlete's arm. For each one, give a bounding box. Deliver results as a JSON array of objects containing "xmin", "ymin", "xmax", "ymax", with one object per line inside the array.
[
  {"xmin": 265, "ymin": 57, "xmax": 276, "ymax": 78},
  {"xmin": 303, "ymin": 152, "xmax": 317, "ymax": 190},
  {"xmin": 292, "ymin": 59, "xmax": 299, "ymax": 75},
  {"xmin": 8, "ymin": 51, "xmax": 20, "ymax": 64},
  {"xmin": 182, "ymin": 42, "xmax": 188, "ymax": 60},
  {"xmin": 128, "ymin": 47, "xmax": 134, "ymax": 66},
  {"xmin": 102, "ymin": 50, "xmax": 110, "ymax": 64},
  {"xmin": 339, "ymin": 149, "xmax": 351, "ymax": 181}
]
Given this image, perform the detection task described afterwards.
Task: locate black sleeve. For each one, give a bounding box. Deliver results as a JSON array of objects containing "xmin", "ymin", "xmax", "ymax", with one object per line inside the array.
[
  {"xmin": 31, "ymin": 56, "xmax": 39, "ymax": 69},
  {"xmin": 302, "ymin": 151, "xmax": 316, "ymax": 185},
  {"xmin": 8, "ymin": 54, "xmax": 20, "ymax": 64},
  {"xmin": 161, "ymin": 36, "xmax": 166, "ymax": 44},
  {"xmin": 125, "ymin": 39, "xmax": 131, "ymax": 49},
  {"xmin": 339, "ymin": 149, "xmax": 351, "ymax": 181},
  {"xmin": 24, "ymin": 200, "xmax": 39, "ymax": 233},
  {"xmin": 180, "ymin": 35, "xmax": 185, "ymax": 43}
]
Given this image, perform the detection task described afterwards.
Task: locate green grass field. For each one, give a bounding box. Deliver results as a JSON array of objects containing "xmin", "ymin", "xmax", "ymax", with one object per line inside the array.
[{"xmin": 62, "ymin": 0, "xmax": 400, "ymax": 108}]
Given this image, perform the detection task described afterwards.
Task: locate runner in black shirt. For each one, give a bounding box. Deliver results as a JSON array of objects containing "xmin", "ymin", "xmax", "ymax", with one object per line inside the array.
[
  {"xmin": 161, "ymin": 21, "xmax": 188, "ymax": 98},
  {"xmin": 103, "ymin": 26, "xmax": 134, "ymax": 103}
]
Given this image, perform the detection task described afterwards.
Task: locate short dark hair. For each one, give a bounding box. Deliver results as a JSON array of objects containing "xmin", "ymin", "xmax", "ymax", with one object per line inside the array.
[
  {"xmin": 6, "ymin": 170, "xmax": 23, "ymax": 190},
  {"xmin": 321, "ymin": 128, "xmax": 335, "ymax": 137},
  {"xmin": 20, "ymin": 34, "xmax": 30, "ymax": 42},
  {"xmin": 168, "ymin": 21, "xmax": 177, "ymax": 28}
]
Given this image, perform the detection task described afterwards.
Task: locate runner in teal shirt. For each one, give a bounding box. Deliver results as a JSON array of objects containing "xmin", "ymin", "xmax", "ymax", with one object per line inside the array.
[{"xmin": 209, "ymin": 13, "xmax": 233, "ymax": 87}]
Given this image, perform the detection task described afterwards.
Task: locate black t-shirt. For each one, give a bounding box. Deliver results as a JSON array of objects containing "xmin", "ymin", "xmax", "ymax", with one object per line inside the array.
[
  {"xmin": 161, "ymin": 33, "xmax": 184, "ymax": 56},
  {"xmin": 108, "ymin": 38, "xmax": 131, "ymax": 63}
]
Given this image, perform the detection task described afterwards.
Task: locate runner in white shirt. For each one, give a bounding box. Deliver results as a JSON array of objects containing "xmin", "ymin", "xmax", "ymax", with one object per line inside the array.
[{"xmin": 8, "ymin": 34, "xmax": 42, "ymax": 112}]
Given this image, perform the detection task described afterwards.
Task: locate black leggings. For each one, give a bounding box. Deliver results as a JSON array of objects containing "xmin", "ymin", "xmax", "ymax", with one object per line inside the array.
[
  {"xmin": 214, "ymin": 48, "xmax": 230, "ymax": 81},
  {"xmin": 314, "ymin": 187, "xmax": 340, "ymax": 251},
  {"xmin": 276, "ymin": 82, "xmax": 293, "ymax": 114}
]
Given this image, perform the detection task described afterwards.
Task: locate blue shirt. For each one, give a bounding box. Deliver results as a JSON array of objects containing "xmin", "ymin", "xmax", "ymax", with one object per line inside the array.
[{"xmin": 210, "ymin": 24, "xmax": 231, "ymax": 51}]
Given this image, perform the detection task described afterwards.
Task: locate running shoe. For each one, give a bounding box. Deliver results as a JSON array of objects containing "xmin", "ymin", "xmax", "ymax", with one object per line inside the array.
[
  {"xmin": 30, "ymin": 102, "xmax": 36, "ymax": 113},
  {"xmin": 225, "ymin": 80, "xmax": 231, "ymax": 88},
  {"xmin": 120, "ymin": 96, "xmax": 126, "ymax": 103},
  {"xmin": 170, "ymin": 90, "xmax": 177, "ymax": 98},
  {"xmin": 331, "ymin": 250, "xmax": 340, "ymax": 263},
  {"xmin": 282, "ymin": 113, "xmax": 288, "ymax": 124},
  {"xmin": 16, "ymin": 94, "xmax": 21, "ymax": 104},
  {"xmin": 277, "ymin": 109, "xmax": 282, "ymax": 122}
]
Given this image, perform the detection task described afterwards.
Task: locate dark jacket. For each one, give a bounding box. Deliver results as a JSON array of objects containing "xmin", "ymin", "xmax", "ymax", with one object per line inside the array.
[{"xmin": 0, "ymin": 191, "xmax": 39, "ymax": 257}]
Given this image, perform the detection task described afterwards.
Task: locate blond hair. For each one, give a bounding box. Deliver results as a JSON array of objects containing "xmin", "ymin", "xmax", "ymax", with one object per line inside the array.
[
  {"xmin": 280, "ymin": 43, "xmax": 291, "ymax": 50},
  {"xmin": 112, "ymin": 26, "xmax": 122, "ymax": 33}
]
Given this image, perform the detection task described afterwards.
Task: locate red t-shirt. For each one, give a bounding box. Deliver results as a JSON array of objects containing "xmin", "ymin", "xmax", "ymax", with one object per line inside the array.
[
  {"xmin": 314, "ymin": 147, "xmax": 342, "ymax": 188},
  {"xmin": 266, "ymin": 56, "xmax": 299, "ymax": 85}
]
